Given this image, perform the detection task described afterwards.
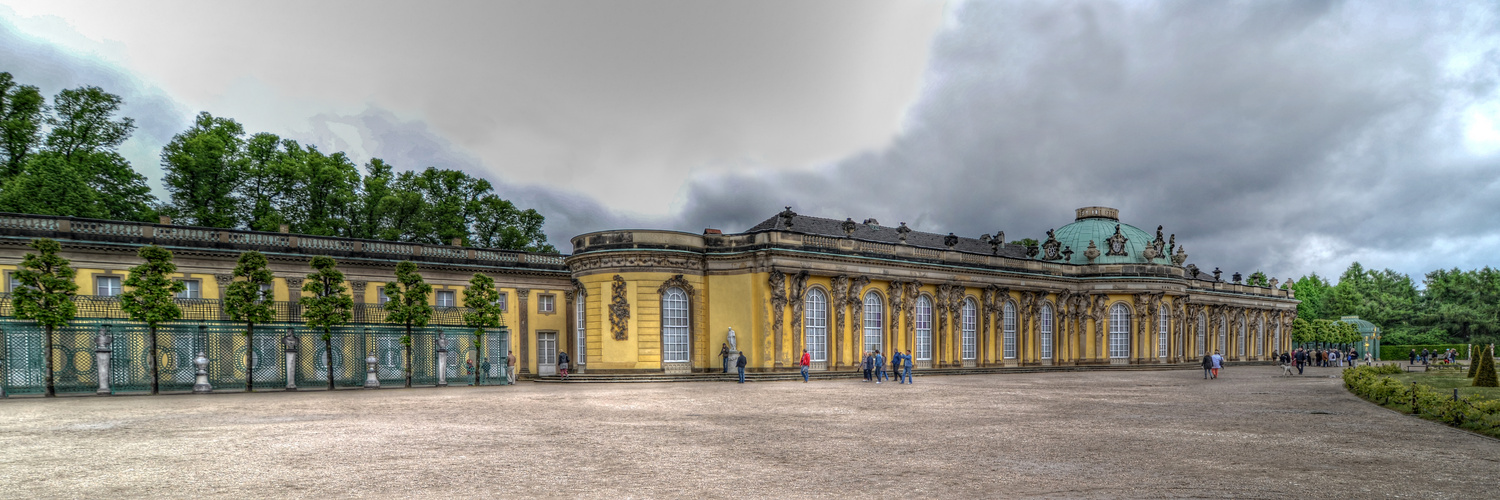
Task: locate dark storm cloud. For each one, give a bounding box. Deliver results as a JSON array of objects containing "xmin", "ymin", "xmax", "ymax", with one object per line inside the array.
[{"xmin": 676, "ymin": 0, "xmax": 1500, "ymax": 280}]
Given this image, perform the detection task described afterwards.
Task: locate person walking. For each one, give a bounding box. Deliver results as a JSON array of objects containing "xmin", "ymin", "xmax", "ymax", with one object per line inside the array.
[
  {"xmin": 736, "ymin": 351, "xmax": 747, "ymax": 383},
  {"xmin": 800, "ymin": 349, "xmax": 811, "ymax": 383},
  {"xmin": 506, "ymin": 350, "xmax": 518, "ymax": 385},
  {"xmin": 1201, "ymin": 351, "xmax": 1213, "ymax": 379},
  {"xmin": 862, "ymin": 351, "xmax": 874, "ymax": 382},
  {"xmin": 892, "ymin": 351, "xmax": 904, "ymax": 384},
  {"xmin": 1295, "ymin": 348, "xmax": 1306, "ymax": 375},
  {"xmin": 1210, "ymin": 350, "xmax": 1223, "ymax": 379},
  {"xmin": 874, "ymin": 350, "xmax": 885, "ymax": 384},
  {"xmin": 558, "ymin": 351, "xmax": 571, "ymax": 380},
  {"xmin": 1409, "ymin": 349, "xmax": 1416, "ymax": 366},
  {"xmin": 720, "ymin": 343, "xmax": 731, "ymax": 373},
  {"xmin": 902, "ymin": 350, "xmax": 914, "ymax": 384}
]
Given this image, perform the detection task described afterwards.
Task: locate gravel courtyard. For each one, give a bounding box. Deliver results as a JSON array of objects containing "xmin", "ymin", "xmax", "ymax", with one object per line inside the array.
[{"xmin": 2, "ymin": 365, "xmax": 1497, "ymax": 499}]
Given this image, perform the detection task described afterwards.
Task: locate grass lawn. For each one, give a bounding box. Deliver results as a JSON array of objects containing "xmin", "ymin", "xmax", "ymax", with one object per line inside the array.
[{"xmin": 1388, "ymin": 365, "xmax": 1500, "ymax": 402}]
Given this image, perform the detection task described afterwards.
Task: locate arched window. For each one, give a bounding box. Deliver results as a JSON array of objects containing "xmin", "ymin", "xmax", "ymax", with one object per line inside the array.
[
  {"xmin": 960, "ymin": 299, "xmax": 977, "ymax": 360},
  {"xmin": 915, "ymin": 296, "xmax": 933, "ymax": 360},
  {"xmin": 1196, "ymin": 313, "xmax": 1207, "ymax": 356},
  {"xmin": 1274, "ymin": 323, "xmax": 1282, "ymax": 352},
  {"xmin": 1158, "ymin": 305, "xmax": 1169, "ymax": 358},
  {"xmin": 1040, "ymin": 303, "xmax": 1054, "ymax": 360},
  {"xmin": 863, "ymin": 292, "xmax": 883, "ymax": 353},
  {"xmin": 1237, "ymin": 317, "xmax": 1246, "ymax": 358},
  {"xmin": 1109, "ymin": 303, "xmax": 1130, "ymax": 358},
  {"xmin": 805, "ymin": 289, "xmax": 827, "ymax": 362},
  {"xmin": 662, "ymin": 287, "xmax": 689, "ymax": 363},
  {"xmin": 575, "ymin": 294, "xmax": 586, "ymax": 366},
  {"xmin": 1003, "ymin": 302, "xmax": 1017, "ymax": 359},
  {"xmin": 1218, "ymin": 314, "xmax": 1228, "ymax": 355},
  {"xmin": 1257, "ymin": 318, "xmax": 1265, "ymax": 356}
]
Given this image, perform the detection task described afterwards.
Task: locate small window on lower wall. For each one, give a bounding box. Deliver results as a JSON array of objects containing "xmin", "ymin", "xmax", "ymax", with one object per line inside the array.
[
  {"xmin": 436, "ymin": 290, "xmax": 456, "ymax": 307},
  {"xmin": 538, "ymin": 294, "xmax": 555, "ymax": 314},
  {"xmin": 177, "ymin": 279, "xmax": 201, "ymax": 299}
]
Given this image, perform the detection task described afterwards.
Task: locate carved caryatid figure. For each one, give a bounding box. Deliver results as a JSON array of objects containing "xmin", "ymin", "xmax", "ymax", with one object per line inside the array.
[
  {"xmin": 1041, "ymin": 229, "xmax": 1062, "ymax": 261},
  {"xmin": 897, "ymin": 223, "xmax": 911, "ymax": 243},
  {"xmin": 831, "ymin": 275, "xmax": 850, "ymax": 366},
  {"xmin": 1105, "ymin": 224, "xmax": 1129, "ymax": 257},
  {"xmin": 789, "ymin": 271, "xmax": 810, "ymax": 357},
  {"xmin": 1091, "ymin": 294, "xmax": 1108, "ymax": 359},
  {"xmin": 767, "ymin": 270, "xmax": 787, "ymax": 365}
]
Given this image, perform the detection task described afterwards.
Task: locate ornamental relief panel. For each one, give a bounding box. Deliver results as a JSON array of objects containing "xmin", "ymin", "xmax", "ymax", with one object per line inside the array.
[
  {"xmin": 570, "ymin": 253, "xmax": 706, "ymax": 274},
  {"xmin": 609, "ymin": 276, "xmax": 630, "ymax": 341}
]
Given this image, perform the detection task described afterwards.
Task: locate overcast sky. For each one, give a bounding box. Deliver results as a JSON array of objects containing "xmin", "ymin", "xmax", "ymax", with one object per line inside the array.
[{"xmin": 2, "ymin": 0, "xmax": 1498, "ymax": 284}]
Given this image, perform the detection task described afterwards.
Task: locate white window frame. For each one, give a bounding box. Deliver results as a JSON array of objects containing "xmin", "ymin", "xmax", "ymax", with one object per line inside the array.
[
  {"xmin": 1040, "ymin": 304, "xmax": 1053, "ymax": 360},
  {"xmin": 538, "ymin": 294, "xmax": 556, "ymax": 313},
  {"xmin": 377, "ymin": 286, "xmax": 389, "ymax": 305},
  {"xmin": 1238, "ymin": 317, "xmax": 1246, "ymax": 357},
  {"xmin": 662, "ymin": 287, "xmax": 690, "ymax": 363},
  {"xmin": 1109, "ymin": 303, "xmax": 1130, "ymax": 358},
  {"xmin": 1257, "ymin": 319, "xmax": 1265, "ymax": 357},
  {"xmin": 575, "ymin": 294, "xmax": 586, "ymax": 365},
  {"xmin": 259, "ymin": 283, "xmax": 273, "ymax": 303},
  {"xmin": 805, "ymin": 289, "xmax": 827, "ymax": 362},
  {"xmin": 915, "ymin": 296, "xmax": 933, "ymax": 361},
  {"xmin": 177, "ymin": 279, "xmax": 201, "ymax": 299},
  {"xmin": 1219, "ymin": 314, "xmax": 1228, "ymax": 355},
  {"xmin": 96, "ymin": 275, "xmax": 122, "ymax": 297},
  {"xmin": 496, "ymin": 292, "xmax": 508, "ymax": 312},
  {"xmin": 1003, "ymin": 302, "xmax": 1017, "ymax": 359},
  {"xmin": 960, "ymin": 298, "xmax": 976, "ymax": 360},
  {"xmin": 863, "ymin": 292, "xmax": 883, "ymax": 353},
  {"xmin": 1158, "ymin": 305, "xmax": 1169, "ymax": 358},
  {"xmin": 436, "ymin": 290, "xmax": 456, "ymax": 307},
  {"xmin": 1196, "ymin": 313, "xmax": 1207, "ymax": 356}
]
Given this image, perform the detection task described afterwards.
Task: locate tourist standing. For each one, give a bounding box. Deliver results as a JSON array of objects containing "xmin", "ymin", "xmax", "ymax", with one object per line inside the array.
[
  {"xmin": 1201, "ymin": 352, "xmax": 1213, "ymax": 379},
  {"xmin": 800, "ymin": 349, "xmax": 811, "ymax": 383},
  {"xmin": 892, "ymin": 350, "xmax": 902, "ymax": 383},
  {"xmin": 903, "ymin": 350, "xmax": 914, "ymax": 384},
  {"xmin": 506, "ymin": 350, "xmax": 517, "ymax": 385},
  {"xmin": 862, "ymin": 351, "xmax": 874, "ymax": 382},
  {"xmin": 1210, "ymin": 350, "xmax": 1223, "ymax": 379},
  {"xmin": 558, "ymin": 351, "xmax": 570, "ymax": 380},
  {"xmin": 736, "ymin": 351, "xmax": 747, "ymax": 383},
  {"xmin": 874, "ymin": 350, "xmax": 885, "ymax": 384},
  {"xmin": 1409, "ymin": 349, "xmax": 1417, "ymax": 366},
  {"xmin": 720, "ymin": 342, "xmax": 731, "ymax": 373}
]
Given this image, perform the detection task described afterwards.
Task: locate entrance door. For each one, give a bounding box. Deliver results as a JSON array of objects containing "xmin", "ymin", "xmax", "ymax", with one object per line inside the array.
[{"xmin": 537, "ymin": 332, "xmax": 557, "ymax": 376}]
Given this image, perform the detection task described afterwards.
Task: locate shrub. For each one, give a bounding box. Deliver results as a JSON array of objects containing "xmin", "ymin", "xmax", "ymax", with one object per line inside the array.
[
  {"xmin": 1476, "ymin": 347, "xmax": 1498, "ymax": 388},
  {"xmin": 1343, "ymin": 364, "xmax": 1500, "ymax": 437},
  {"xmin": 1381, "ymin": 344, "xmax": 1467, "ymax": 363}
]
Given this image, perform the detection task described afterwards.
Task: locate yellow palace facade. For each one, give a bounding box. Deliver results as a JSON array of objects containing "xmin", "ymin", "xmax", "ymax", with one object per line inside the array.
[{"xmin": 0, "ymin": 206, "xmax": 1296, "ymax": 381}]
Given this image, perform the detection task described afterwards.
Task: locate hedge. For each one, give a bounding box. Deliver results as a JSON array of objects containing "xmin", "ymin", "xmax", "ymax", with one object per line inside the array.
[
  {"xmin": 1380, "ymin": 344, "xmax": 1470, "ymax": 362},
  {"xmin": 1343, "ymin": 365, "xmax": 1500, "ymax": 437}
]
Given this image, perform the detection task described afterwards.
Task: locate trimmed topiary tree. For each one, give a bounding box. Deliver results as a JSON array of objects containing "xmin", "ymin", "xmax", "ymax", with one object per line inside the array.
[
  {"xmin": 383, "ymin": 261, "xmax": 432, "ymax": 388},
  {"xmin": 223, "ymin": 251, "xmax": 275, "ymax": 392},
  {"xmin": 119, "ymin": 245, "xmax": 186, "ymax": 395},
  {"xmin": 300, "ymin": 256, "xmax": 353, "ymax": 390},
  {"xmin": 462, "ymin": 273, "xmax": 503, "ymax": 386},
  {"xmin": 1469, "ymin": 344, "xmax": 1478, "ymax": 378},
  {"xmin": 1474, "ymin": 345, "xmax": 1498, "ymax": 388},
  {"xmin": 12, "ymin": 238, "xmax": 78, "ymax": 397}
]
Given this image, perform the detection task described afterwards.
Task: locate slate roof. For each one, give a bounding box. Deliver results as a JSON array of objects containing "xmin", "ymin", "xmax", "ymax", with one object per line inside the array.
[{"xmin": 744, "ymin": 212, "xmax": 1030, "ymax": 259}]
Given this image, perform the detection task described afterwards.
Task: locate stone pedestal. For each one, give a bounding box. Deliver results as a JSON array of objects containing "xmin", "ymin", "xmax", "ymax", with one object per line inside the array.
[
  {"xmin": 193, "ymin": 352, "xmax": 212, "ymax": 394},
  {"xmin": 364, "ymin": 354, "xmax": 380, "ymax": 389},
  {"xmin": 95, "ymin": 350, "xmax": 111, "ymax": 395},
  {"xmin": 437, "ymin": 350, "xmax": 449, "ymax": 387},
  {"xmin": 284, "ymin": 331, "xmax": 298, "ymax": 391}
]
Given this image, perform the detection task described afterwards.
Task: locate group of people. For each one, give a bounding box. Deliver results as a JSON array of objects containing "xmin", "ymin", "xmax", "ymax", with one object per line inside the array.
[
  {"xmin": 1408, "ymin": 348, "xmax": 1457, "ymax": 365},
  {"xmin": 1200, "ymin": 351, "xmax": 1224, "ymax": 379},
  {"xmin": 853, "ymin": 349, "xmax": 914, "ymax": 384},
  {"xmin": 720, "ymin": 343, "xmax": 750, "ymax": 383},
  {"xmin": 1277, "ymin": 347, "xmax": 1365, "ymax": 375}
]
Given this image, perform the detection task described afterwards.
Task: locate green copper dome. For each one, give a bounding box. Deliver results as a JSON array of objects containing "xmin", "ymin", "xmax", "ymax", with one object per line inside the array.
[{"xmin": 1040, "ymin": 207, "xmax": 1171, "ymax": 265}]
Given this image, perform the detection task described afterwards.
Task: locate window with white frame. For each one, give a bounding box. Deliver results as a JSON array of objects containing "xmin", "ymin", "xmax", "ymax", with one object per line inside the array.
[
  {"xmin": 496, "ymin": 292, "xmax": 508, "ymax": 312},
  {"xmin": 1109, "ymin": 303, "xmax": 1130, "ymax": 358},
  {"xmin": 377, "ymin": 286, "xmax": 389, "ymax": 305},
  {"xmin": 1218, "ymin": 314, "xmax": 1228, "ymax": 354},
  {"xmin": 1040, "ymin": 303, "xmax": 1054, "ymax": 360},
  {"xmin": 915, "ymin": 296, "xmax": 933, "ymax": 360},
  {"xmin": 538, "ymin": 294, "xmax": 555, "ymax": 313},
  {"xmin": 177, "ymin": 279, "xmax": 201, "ymax": 299},
  {"xmin": 960, "ymin": 298, "xmax": 976, "ymax": 360},
  {"xmin": 805, "ymin": 289, "xmax": 827, "ymax": 362},
  {"xmin": 662, "ymin": 287, "xmax": 689, "ymax": 363},
  {"xmin": 1003, "ymin": 302, "xmax": 1017, "ymax": 359},
  {"xmin": 575, "ymin": 295, "xmax": 586, "ymax": 365},
  {"xmin": 1158, "ymin": 305, "xmax": 1169, "ymax": 357},
  {"xmin": 1237, "ymin": 318, "xmax": 1246, "ymax": 357},
  {"xmin": 1196, "ymin": 313, "xmax": 1207, "ymax": 356},
  {"xmin": 1274, "ymin": 323, "xmax": 1281, "ymax": 353},
  {"xmin": 260, "ymin": 283, "xmax": 273, "ymax": 302},
  {"xmin": 863, "ymin": 292, "xmax": 883, "ymax": 353},
  {"xmin": 436, "ymin": 290, "xmax": 456, "ymax": 307},
  {"xmin": 1257, "ymin": 319, "xmax": 1265, "ymax": 356},
  {"xmin": 96, "ymin": 276, "xmax": 122, "ymax": 297}
]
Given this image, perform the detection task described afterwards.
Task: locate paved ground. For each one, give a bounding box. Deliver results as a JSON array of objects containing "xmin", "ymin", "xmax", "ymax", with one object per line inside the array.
[{"xmin": 1, "ymin": 365, "xmax": 1498, "ymax": 499}]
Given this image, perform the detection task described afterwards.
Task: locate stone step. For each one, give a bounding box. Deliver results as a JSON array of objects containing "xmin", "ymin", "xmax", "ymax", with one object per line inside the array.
[{"xmin": 531, "ymin": 361, "xmax": 1275, "ymax": 383}]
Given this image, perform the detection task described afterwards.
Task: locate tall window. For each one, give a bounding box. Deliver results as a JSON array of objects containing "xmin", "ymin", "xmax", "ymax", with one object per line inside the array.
[
  {"xmin": 1109, "ymin": 303, "xmax": 1130, "ymax": 358},
  {"xmin": 1040, "ymin": 303, "xmax": 1054, "ymax": 360},
  {"xmin": 177, "ymin": 280, "xmax": 201, "ymax": 299},
  {"xmin": 960, "ymin": 298, "xmax": 977, "ymax": 360},
  {"xmin": 1218, "ymin": 314, "xmax": 1228, "ymax": 355},
  {"xmin": 576, "ymin": 294, "xmax": 586, "ymax": 365},
  {"xmin": 1196, "ymin": 313, "xmax": 1207, "ymax": 356},
  {"xmin": 496, "ymin": 292, "xmax": 508, "ymax": 312},
  {"xmin": 915, "ymin": 296, "xmax": 933, "ymax": 360},
  {"xmin": 863, "ymin": 292, "xmax": 883, "ymax": 353},
  {"xmin": 96, "ymin": 276, "xmax": 122, "ymax": 296},
  {"xmin": 1274, "ymin": 323, "xmax": 1281, "ymax": 353},
  {"xmin": 662, "ymin": 288, "xmax": 689, "ymax": 363},
  {"xmin": 1003, "ymin": 302, "xmax": 1017, "ymax": 359},
  {"xmin": 1237, "ymin": 317, "xmax": 1246, "ymax": 357},
  {"xmin": 805, "ymin": 289, "xmax": 827, "ymax": 362},
  {"xmin": 1257, "ymin": 319, "xmax": 1265, "ymax": 357},
  {"xmin": 1158, "ymin": 305, "xmax": 1169, "ymax": 357},
  {"xmin": 436, "ymin": 290, "xmax": 456, "ymax": 307}
]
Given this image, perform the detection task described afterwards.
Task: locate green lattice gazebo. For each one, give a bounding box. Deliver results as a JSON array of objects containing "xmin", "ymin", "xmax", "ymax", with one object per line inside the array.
[{"xmin": 1336, "ymin": 316, "xmax": 1381, "ymax": 361}]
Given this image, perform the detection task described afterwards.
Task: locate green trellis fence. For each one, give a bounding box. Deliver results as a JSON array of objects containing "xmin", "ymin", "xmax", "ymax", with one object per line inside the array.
[{"xmin": 0, "ymin": 317, "xmax": 509, "ymax": 397}]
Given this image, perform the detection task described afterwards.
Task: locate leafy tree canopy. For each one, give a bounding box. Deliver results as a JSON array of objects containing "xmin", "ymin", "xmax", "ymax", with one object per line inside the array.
[
  {"xmin": 12, "ymin": 238, "xmax": 79, "ymax": 329},
  {"xmin": 119, "ymin": 245, "xmax": 186, "ymax": 327}
]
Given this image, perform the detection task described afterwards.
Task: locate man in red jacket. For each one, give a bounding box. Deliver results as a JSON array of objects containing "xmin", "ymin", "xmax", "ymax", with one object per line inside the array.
[{"xmin": 800, "ymin": 349, "xmax": 811, "ymax": 383}]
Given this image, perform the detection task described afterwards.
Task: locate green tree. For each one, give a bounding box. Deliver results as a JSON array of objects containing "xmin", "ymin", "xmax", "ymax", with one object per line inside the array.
[
  {"xmin": 1474, "ymin": 345, "xmax": 1497, "ymax": 388},
  {"xmin": 119, "ymin": 245, "xmax": 186, "ymax": 395},
  {"xmin": 11, "ymin": 238, "xmax": 79, "ymax": 397},
  {"xmin": 238, "ymin": 133, "xmax": 296, "ymax": 232},
  {"xmin": 1469, "ymin": 344, "xmax": 1480, "ymax": 378},
  {"xmin": 0, "ymin": 72, "xmax": 46, "ymax": 181},
  {"xmin": 1290, "ymin": 273, "xmax": 1333, "ymax": 320},
  {"xmin": 1247, "ymin": 271, "xmax": 1268, "ymax": 287},
  {"xmin": 350, "ymin": 158, "xmax": 394, "ymax": 240},
  {"xmin": 0, "ymin": 154, "xmax": 101, "ymax": 217},
  {"xmin": 161, "ymin": 112, "xmax": 246, "ymax": 227},
  {"xmin": 300, "ymin": 256, "xmax": 353, "ymax": 390},
  {"xmin": 282, "ymin": 143, "xmax": 359, "ymax": 236},
  {"xmin": 223, "ymin": 251, "xmax": 275, "ymax": 392},
  {"xmin": 462, "ymin": 273, "xmax": 503, "ymax": 386},
  {"xmin": 383, "ymin": 261, "xmax": 433, "ymax": 388},
  {"xmin": 44, "ymin": 86, "xmax": 155, "ymax": 221}
]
